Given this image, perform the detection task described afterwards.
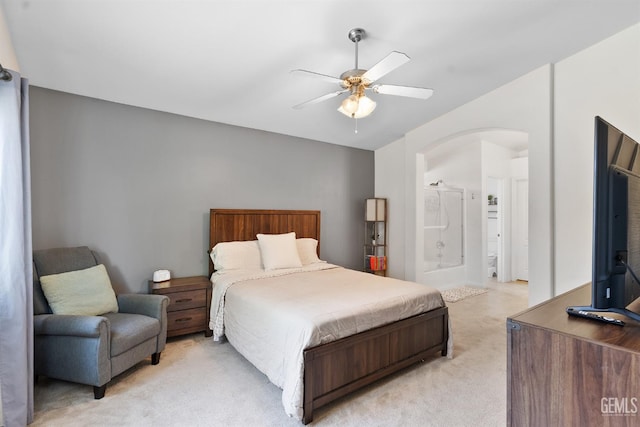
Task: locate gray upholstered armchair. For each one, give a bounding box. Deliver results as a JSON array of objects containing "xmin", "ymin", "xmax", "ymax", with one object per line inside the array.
[{"xmin": 33, "ymin": 246, "xmax": 169, "ymax": 399}]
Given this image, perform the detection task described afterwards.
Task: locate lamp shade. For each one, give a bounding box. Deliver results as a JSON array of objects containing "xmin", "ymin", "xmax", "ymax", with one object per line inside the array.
[
  {"xmin": 338, "ymin": 94, "xmax": 377, "ymax": 119},
  {"xmin": 357, "ymin": 95, "xmax": 376, "ymax": 117},
  {"xmin": 340, "ymin": 94, "xmax": 359, "ymax": 115},
  {"xmin": 366, "ymin": 198, "xmax": 386, "ymax": 221}
]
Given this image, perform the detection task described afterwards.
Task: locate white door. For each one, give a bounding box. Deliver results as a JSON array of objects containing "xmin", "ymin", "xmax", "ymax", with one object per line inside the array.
[{"xmin": 514, "ymin": 178, "xmax": 529, "ymax": 281}]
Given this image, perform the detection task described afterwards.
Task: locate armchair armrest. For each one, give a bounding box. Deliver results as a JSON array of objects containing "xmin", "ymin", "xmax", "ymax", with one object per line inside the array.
[
  {"xmin": 34, "ymin": 314, "xmax": 109, "ymax": 338},
  {"xmin": 117, "ymin": 293, "xmax": 169, "ymax": 320}
]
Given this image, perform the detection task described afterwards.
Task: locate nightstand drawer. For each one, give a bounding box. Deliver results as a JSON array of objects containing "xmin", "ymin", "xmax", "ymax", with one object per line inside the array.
[
  {"xmin": 166, "ymin": 289, "xmax": 207, "ymax": 312},
  {"xmin": 167, "ymin": 307, "xmax": 207, "ymax": 332},
  {"xmin": 149, "ymin": 275, "xmax": 212, "ymax": 338}
]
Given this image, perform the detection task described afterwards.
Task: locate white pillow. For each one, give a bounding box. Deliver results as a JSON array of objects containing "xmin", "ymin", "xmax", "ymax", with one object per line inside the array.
[
  {"xmin": 39, "ymin": 264, "xmax": 119, "ymax": 316},
  {"xmin": 210, "ymin": 240, "xmax": 262, "ymax": 271},
  {"xmin": 257, "ymin": 232, "xmax": 303, "ymax": 270},
  {"xmin": 296, "ymin": 238, "xmax": 323, "ymax": 265}
]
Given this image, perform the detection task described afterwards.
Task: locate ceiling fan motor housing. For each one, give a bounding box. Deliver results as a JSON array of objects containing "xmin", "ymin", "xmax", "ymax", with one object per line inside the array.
[{"xmin": 340, "ymin": 69, "xmax": 369, "ymax": 89}]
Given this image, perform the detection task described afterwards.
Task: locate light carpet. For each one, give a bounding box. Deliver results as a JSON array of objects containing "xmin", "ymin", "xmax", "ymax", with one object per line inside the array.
[
  {"xmin": 31, "ymin": 280, "xmax": 528, "ymax": 427},
  {"xmin": 441, "ymin": 286, "xmax": 488, "ymax": 303}
]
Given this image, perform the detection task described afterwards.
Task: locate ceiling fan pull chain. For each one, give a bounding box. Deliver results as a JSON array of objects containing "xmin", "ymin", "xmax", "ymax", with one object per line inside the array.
[{"xmin": 354, "ymin": 118, "xmax": 358, "ymax": 134}]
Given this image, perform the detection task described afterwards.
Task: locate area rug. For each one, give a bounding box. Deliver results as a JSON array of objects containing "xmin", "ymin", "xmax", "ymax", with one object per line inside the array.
[{"xmin": 441, "ymin": 286, "xmax": 488, "ymax": 303}]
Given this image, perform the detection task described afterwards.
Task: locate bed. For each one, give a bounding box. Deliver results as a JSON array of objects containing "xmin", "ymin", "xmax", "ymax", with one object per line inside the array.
[{"xmin": 208, "ymin": 208, "xmax": 451, "ymax": 424}]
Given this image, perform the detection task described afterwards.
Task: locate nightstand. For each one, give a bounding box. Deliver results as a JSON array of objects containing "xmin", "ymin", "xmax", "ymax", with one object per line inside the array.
[{"xmin": 149, "ymin": 275, "xmax": 212, "ymax": 338}]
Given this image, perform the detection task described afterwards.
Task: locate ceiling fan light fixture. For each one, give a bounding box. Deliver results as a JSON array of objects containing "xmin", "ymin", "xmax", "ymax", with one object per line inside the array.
[
  {"xmin": 338, "ymin": 94, "xmax": 376, "ymax": 119},
  {"xmin": 291, "ymin": 27, "xmax": 433, "ymax": 126},
  {"xmin": 340, "ymin": 94, "xmax": 360, "ymax": 115},
  {"xmin": 356, "ymin": 95, "xmax": 376, "ymax": 117}
]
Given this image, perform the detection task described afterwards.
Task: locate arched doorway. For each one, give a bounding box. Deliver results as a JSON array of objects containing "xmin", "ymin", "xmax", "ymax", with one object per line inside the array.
[{"xmin": 418, "ymin": 128, "xmax": 528, "ymax": 288}]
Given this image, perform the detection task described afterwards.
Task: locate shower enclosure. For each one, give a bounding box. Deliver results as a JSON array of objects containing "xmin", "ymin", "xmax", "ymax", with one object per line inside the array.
[{"xmin": 424, "ymin": 186, "xmax": 464, "ymax": 272}]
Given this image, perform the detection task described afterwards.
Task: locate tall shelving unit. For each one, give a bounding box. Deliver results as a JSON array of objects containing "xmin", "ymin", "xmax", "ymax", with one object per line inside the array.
[{"xmin": 364, "ymin": 198, "xmax": 387, "ymax": 276}]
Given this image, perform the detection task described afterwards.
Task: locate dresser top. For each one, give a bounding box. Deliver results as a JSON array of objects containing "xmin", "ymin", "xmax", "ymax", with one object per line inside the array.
[{"xmin": 509, "ymin": 283, "xmax": 640, "ymax": 353}]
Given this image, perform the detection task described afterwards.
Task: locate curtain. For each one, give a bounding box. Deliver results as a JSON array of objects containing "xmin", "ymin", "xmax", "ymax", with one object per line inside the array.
[{"xmin": 0, "ymin": 69, "xmax": 33, "ymax": 426}]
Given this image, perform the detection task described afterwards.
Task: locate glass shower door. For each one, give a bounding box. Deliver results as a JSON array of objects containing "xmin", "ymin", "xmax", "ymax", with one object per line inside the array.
[{"xmin": 424, "ymin": 187, "xmax": 464, "ymax": 271}]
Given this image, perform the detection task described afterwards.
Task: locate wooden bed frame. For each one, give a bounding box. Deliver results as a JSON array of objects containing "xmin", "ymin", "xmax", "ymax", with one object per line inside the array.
[{"xmin": 209, "ymin": 208, "xmax": 449, "ymax": 424}]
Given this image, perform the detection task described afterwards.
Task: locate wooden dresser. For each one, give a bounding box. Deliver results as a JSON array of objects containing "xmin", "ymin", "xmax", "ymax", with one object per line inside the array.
[
  {"xmin": 149, "ymin": 276, "xmax": 212, "ymax": 338},
  {"xmin": 507, "ymin": 284, "xmax": 640, "ymax": 426}
]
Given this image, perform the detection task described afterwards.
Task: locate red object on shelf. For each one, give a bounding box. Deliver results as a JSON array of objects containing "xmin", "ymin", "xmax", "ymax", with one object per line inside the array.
[{"xmin": 369, "ymin": 255, "xmax": 386, "ymax": 271}]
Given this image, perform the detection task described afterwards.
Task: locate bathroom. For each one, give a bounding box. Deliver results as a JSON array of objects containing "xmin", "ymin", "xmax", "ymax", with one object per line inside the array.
[{"xmin": 420, "ymin": 129, "xmax": 529, "ymax": 289}]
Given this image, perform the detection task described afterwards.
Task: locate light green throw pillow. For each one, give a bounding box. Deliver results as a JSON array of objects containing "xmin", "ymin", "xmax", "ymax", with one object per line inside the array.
[{"xmin": 40, "ymin": 264, "xmax": 119, "ymax": 316}]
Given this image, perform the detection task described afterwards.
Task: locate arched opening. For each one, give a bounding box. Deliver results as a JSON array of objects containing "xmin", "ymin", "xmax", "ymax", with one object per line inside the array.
[{"xmin": 417, "ymin": 128, "xmax": 529, "ymax": 290}]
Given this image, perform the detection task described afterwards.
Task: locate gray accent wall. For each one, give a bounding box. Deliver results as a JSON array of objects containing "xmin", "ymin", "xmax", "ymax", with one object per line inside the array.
[{"xmin": 29, "ymin": 87, "xmax": 373, "ymax": 293}]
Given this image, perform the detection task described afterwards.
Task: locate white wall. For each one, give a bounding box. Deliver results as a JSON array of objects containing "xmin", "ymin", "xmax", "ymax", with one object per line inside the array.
[
  {"xmin": 0, "ymin": 6, "xmax": 19, "ymax": 71},
  {"xmin": 391, "ymin": 65, "xmax": 552, "ymax": 306},
  {"xmin": 408, "ymin": 65, "xmax": 552, "ymax": 305},
  {"xmin": 375, "ymin": 139, "xmax": 407, "ymax": 279},
  {"xmin": 554, "ymin": 24, "xmax": 640, "ymax": 294},
  {"xmin": 511, "ymin": 157, "xmax": 529, "ymax": 179},
  {"xmin": 510, "ymin": 157, "xmax": 529, "ymax": 282},
  {"xmin": 376, "ymin": 23, "xmax": 640, "ymax": 306}
]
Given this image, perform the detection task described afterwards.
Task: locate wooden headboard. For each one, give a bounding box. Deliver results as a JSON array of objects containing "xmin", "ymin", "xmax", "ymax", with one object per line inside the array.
[{"xmin": 208, "ymin": 209, "xmax": 321, "ymax": 276}]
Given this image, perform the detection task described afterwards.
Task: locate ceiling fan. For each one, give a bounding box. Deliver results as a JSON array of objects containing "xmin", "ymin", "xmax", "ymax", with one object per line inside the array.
[{"xmin": 291, "ymin": 28, "xmax": 434, "ymax": 120}]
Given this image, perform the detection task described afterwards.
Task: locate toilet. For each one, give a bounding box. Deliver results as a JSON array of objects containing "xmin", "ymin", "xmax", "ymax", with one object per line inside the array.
[{"xmin": 487, "ymin": 253, "xmax": 497, "ymax": 277}]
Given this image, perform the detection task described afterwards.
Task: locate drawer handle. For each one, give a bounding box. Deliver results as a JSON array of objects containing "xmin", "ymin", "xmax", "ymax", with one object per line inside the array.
[
  {"xmin": 175, "ymin": 317, "xmax": 192, "ymax": 322},
  {"xmin": 175, "ymin": 298, "xmax": 192, "ymax": 303}
]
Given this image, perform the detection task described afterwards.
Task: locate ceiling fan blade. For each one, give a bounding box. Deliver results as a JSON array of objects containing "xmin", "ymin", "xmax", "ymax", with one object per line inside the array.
[
  {"xmin": 361, "ymin": 51, "xmax": 410, "ymax": 83},
  {"xmin": 290, "ymin": 69, "xmax": 344, "ymax": 85},
  {"xmin": 372, "ymin": 84, "xmax": 434, "ymax": 100},
  {"xmin": 292, "ymin": 90, "xmax": 348, "ymax": 109}
]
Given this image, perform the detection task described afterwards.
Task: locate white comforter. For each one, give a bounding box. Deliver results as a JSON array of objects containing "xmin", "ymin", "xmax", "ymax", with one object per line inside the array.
[{"xmin": 209, "ymin": 264, "xmax": 450, "ymax": 420}]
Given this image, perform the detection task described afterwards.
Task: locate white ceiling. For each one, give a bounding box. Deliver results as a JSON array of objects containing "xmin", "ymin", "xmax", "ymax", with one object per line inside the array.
[{"xmin": 2, "ymin": 1, "xmax": 639, "ymax": 151}]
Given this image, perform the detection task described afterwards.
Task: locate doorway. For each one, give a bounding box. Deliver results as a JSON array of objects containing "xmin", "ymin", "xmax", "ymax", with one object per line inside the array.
[
  {"xmin": 487, "ymin": 177, "xmax": 503, "ymax": 281},
  {"xmin": 418, "ymin": 129, "xmax": 529, "ymax": 288}
]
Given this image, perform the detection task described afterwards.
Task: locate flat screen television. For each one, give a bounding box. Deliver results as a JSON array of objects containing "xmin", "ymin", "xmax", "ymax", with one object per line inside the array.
[{"xmin": 567, "ymin": 116, "xmax": 640, "ymax": 324}]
